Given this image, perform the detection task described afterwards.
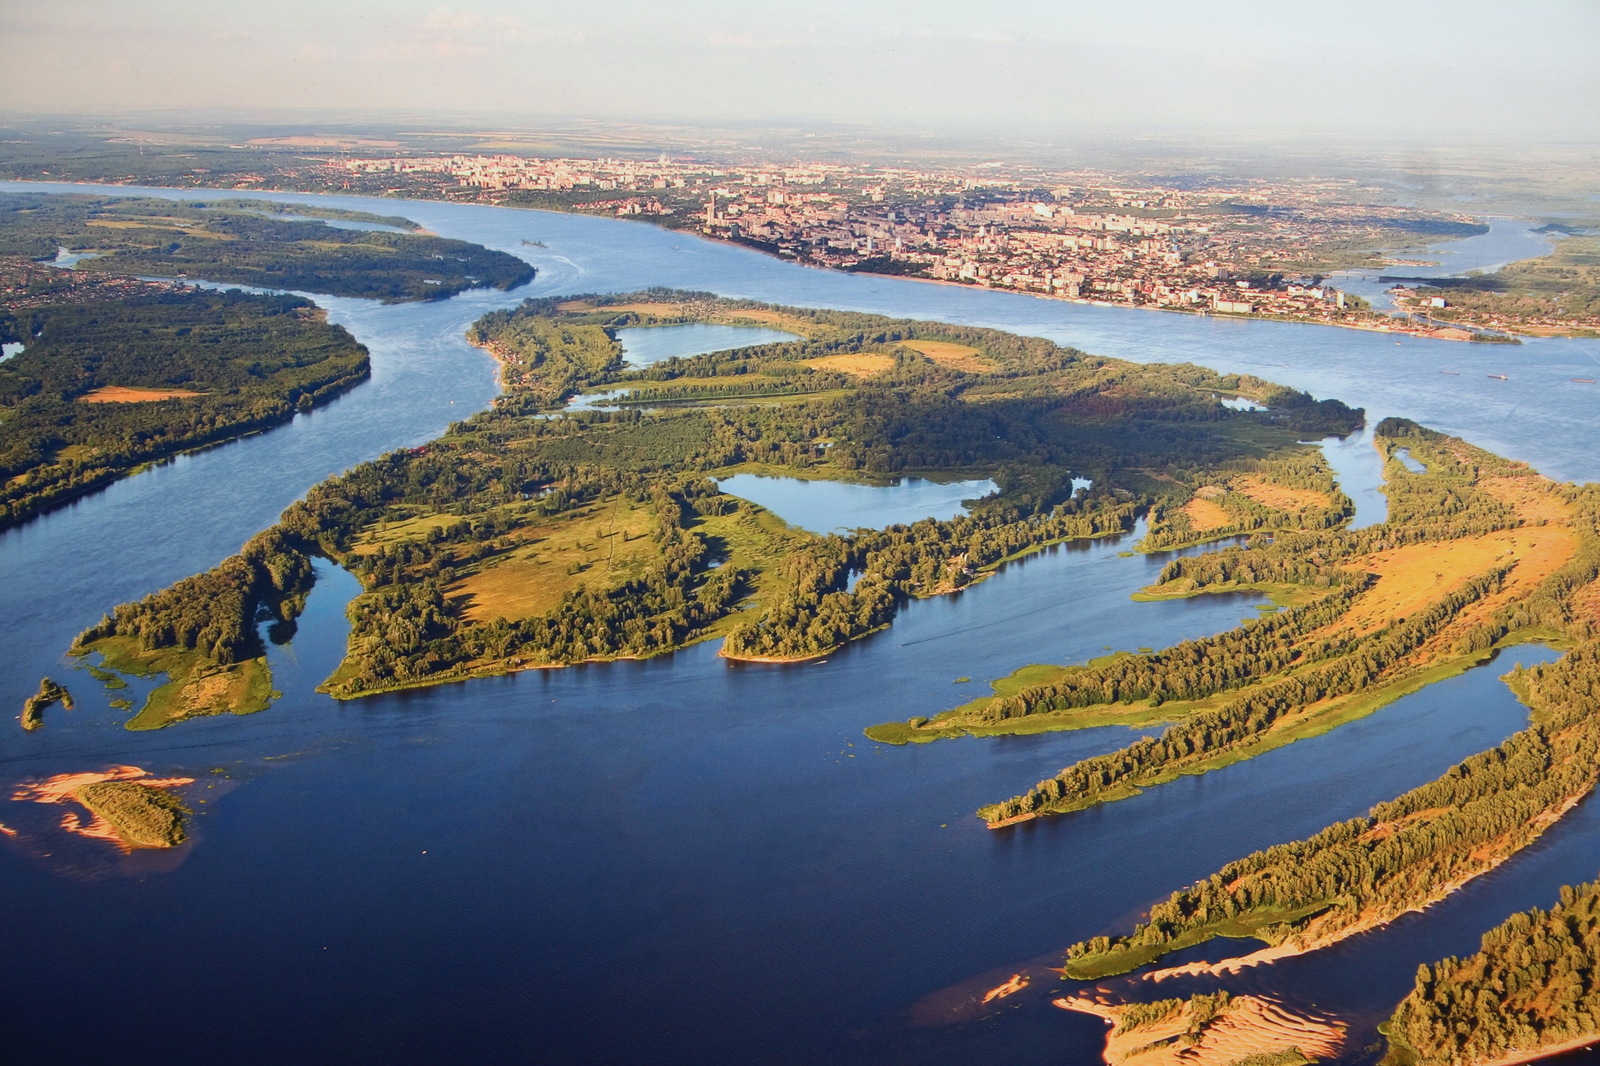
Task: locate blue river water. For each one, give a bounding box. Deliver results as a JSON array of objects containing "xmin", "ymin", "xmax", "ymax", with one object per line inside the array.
[
  {"xmin": 2, "ymin": 181, "xmax": 1599, "ymax": 1065},
  {"xmin": 718, "ymin": 474, "xmax": 1001, "ymax": 534}
]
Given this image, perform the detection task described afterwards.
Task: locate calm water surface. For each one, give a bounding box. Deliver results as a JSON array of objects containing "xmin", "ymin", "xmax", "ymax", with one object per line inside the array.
[
  {"xmin": 1333, "ymin": 216, "xmax": 1557, "ymax": 311},
  {"xmin": 3, "ymin": 182, "xmax": 1599, "ymax": 1065},
  {"xmin": 616, "ymin": 321, "xmax": 798, "ymax": 367},
  {"xmin": 717, "ymin": 474, "xmax": 1000, "ymax": 534}
]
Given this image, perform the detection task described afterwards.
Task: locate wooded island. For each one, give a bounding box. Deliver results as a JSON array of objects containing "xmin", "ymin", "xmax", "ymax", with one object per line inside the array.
[
  {"xmin": 72, "ymin": 290, "xmax": 1359, "ymax": 722},
  {"xmin": 62, "ymin": 291, "xmax": 1600, "ymax": 1063}
]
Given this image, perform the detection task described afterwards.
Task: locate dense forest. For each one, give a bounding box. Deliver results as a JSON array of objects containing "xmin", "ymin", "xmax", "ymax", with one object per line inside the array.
[
  {"xmin": 1381, "ymin": 873, "xmax": 1600, "ymax": 1064},
  {"xmin": 1063, "ymin": 667, "xmax": 1600, "ymax": 978},
  {"xmin": 0, "ymin": 260, "xmax": 370, "ymax": 529},
  {"xmin": 950, "ymin": 419, "xmax": 1583, "ymax": 822},
  {"xmin": 76, "ymin": 290, "xmax": 1361, "ymax": 716},
  {"xmin": 0, "ymin": 192, "xmax": 534, "ymax": 302},
  {"xmin": 931, "ymin": 422, "xmax": 1600, "ymax": 1012}
]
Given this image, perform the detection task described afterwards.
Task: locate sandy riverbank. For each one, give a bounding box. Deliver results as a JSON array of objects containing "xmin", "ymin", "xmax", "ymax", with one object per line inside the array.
[
  {"xmin": 1139, "ymin": 788, "xmax": 1591, "ymax": 985},
  {"xmin": 1464, "ymin": 1032, "xmax": 1600, "ymax": 1066},
  {"xmin": 12, "ymin": 765, "xmax": 194, "ymax": 851},
  {"xmin": 1055, "ymin": 992, "xmax": 1344, "ymax": 1066}
]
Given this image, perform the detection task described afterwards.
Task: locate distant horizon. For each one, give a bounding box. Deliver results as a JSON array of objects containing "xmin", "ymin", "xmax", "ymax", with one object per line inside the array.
[
  {"xmin": 8, "ymin": 105, "xmax": 1600, "ymax": 150},
  {"xmin": 5, "ymin": 0, "xmax": 1597, "ymax": 144}
]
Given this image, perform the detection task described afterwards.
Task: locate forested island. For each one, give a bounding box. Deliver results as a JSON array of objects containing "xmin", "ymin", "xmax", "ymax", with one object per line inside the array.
[
  {"xmin": 878, "ymin": 424, "xmax": 1588, "ymax": 808},
  {"xmin": 1381, "ymin": 877, "xmax": 1600, "ymax": 1065},
  {"xmin": 1054, "ymin": 991, "xmax": 1342, "ymax": 1066},
  {"xmin": 0, "ymin": 189, "xmax": 543, "ymax": 529},
  {"xmin": 0, "ymin": 192, "xmax": 534, "ymax": 302},
  {"xmin": 73, "ymin": 780, "xmax": 189, "ymax": 849},
  {"xmin": 20, "ymin": 677, "xmax": 72, "ymax": 731},
  {"xmin": 71, "ymin": 290, "xmax": 1357, "ymax": 724},
  {"xmin": 59, "ymin": 292, "xmax": 1600, "ymax": 1060},
  {"xmin": 983, "ymin": 418, "xmax": 1600, "ymax": 1062},
  {"xmin": 0, "ymin": 259, "xmax": 370, "ymax": 529}
]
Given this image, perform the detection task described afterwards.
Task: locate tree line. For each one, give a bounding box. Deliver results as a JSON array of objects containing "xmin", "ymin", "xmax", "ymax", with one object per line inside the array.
[
  {"xmin": 982, "ymin": 561, "xmax": 1515, "ymax": 825},
  {"xmin": 77, "ymin": 290, "xmax": 1370, "ymax": 700},
  {"xmin": 0, "ymin": 192, "xmax": 534, "ymax": 302},
  {"xmin": 1064, "ymin": 636, "xmax": 1600, "ymax": 979},
  {"xmin": 0, "ymin": 267, "xmax": 370, "ymax": 529}
]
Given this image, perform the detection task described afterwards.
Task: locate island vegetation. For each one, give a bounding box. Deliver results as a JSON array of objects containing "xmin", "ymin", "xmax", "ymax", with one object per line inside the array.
[
  {"xmin": 70, "ymin": 290, "xmax": 1359, "ymax": 722},
  {"xmin": 0, "ymin": 192, "xmax": 534, "ymax": 302},
  {"xmin": 20, "ymin": 677, "xmax": 72, "ymax": 731},
  {"xmin": 1380, "ymin": 876, "xmax": 1600, "ymax": 1065},
  {"xmin": 0, "ymin": 259, "xmax": 370, "ymax": 529},
  {"xmin": 882, "ymin": 421, "xmax": 1590, "ymax": 829},
  {"xmin": 73, "ymin": 780, "xmax": 189, "ymax": 848},
  {"xmin": 909, "ymin": 419, "xmax": 1600, "ymax": 1051},
  {"xmin": 50, "ymin": 287, "xmax": 1600, "ymax": 1055}
]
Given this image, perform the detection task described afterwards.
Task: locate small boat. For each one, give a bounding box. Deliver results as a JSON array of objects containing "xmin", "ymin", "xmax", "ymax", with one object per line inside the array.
[
  {"xmin": 1440, "ymin": 370, "xmax": 1460, "ymax": 375},
  {"xmin": 1488, "ymin": 374, "xmax": 1508, "ymax": 380},
  {"xmin": 1573, "ymin": 378, "xmax": 1596, "ymax": 384}
]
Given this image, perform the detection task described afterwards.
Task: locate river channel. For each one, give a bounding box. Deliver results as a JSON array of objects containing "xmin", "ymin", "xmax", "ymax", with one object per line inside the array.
[{"xmin": 3, "ymin": 182, "xmax": 1599, "ymax": 1065}]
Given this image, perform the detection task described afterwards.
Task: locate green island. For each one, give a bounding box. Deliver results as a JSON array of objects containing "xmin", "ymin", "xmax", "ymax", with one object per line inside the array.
[
  {"xmin": 880, "ymin": 422, "xmax": 1593, "ymax": 831},
  {"xmin": 1380, "ymin": 876, "xmax": 1600, "ymax": 1065},
  {"xmin": 54, "ymin": 288, "xmax": 1600, "ymax": 1058},
  {"xmin": 903, "ymin": 417, "xmax": 1600, "ymax": 1061},
  {"xmin": 20, "ymin": 676, "xmax": 72, "ymax": 731},
  {"xmin": 72, "ymin": 289, "xmax": 1359, "ymax": 724},
  {"xmin": 0, "ymin": 192, "xmax": 534, "ymax": 302},
  {"xmin": 74, "ymin": 780, "xmax": 189, "ymax": 848},
  {"xmin": 0, "ymin": 258, "xmax": 370, "ymax": 529},
  {"xmin": 1397, "ymin": 232, "xmax": 1600, "ymax": 337},
  {"xmin": 1115, "ymin": 868, "xmax": 1600, "ymax": 1064},
  {"xmin": 879, "ymin": 416, "xmax": 1600, "ymax": 996}
]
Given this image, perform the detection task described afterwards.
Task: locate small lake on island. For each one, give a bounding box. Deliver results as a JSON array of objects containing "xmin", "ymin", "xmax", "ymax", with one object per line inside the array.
[
  {"xmin": 561, "ymin": 322, "xmax": 803, "ymax": 412},
  {"xmin": 3, "ymin": 181, "xmax": 1600, "ymax": 1066},
  {"xmin": 1393, "ymin": 446, "xmax": 1428, "ymax": 473},
  {"xmin": 717, "ymin": 474, "xmax": 1002, "ymax": 534},
  {"xmin": 615, "ymin": 321, "xmax": 798, "ymax": 367}
]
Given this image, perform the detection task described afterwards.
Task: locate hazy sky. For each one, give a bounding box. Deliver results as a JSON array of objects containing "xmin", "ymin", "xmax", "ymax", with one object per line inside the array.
[{"xmin": 6, "ymin": 0, "xmax": 1598, "ymax": 140}]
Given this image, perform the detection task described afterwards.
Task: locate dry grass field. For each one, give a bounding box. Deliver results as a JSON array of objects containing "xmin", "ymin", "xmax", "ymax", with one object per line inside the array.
[
  {"xmin": 1336, "ymin": 477, "xmax": 1576, "ymax": 650},
  {"xmin": 450, "ymin": 497, "xmax": 659, "ymax": 622},
  {"xmin": 347, "ymin": 511, "xmax": 463, "ymax": 555},
  {"xmin": 602, "ymin": 301, "xmax": 687, "ymax": 315},
  {"xmin": 79, "ymin": 386, "xmax": 204, "ymax": 403},
  {"xmin": 1235, "ymin": 476, "xmax": 1332, "ymax": 513},
  {"xmin": 720, "ymin": 308, "xmax": 814, "ymax": 334},
  {"xmin": 1181, "ymin": 496, "xmax": 1233, "ymax": 531},
  {"xmin": 803, "ymin": 352, "xmax": 896, "ymax": 376},
  {"xmin": 897, "ymin": 339, "xmax": 994, "ymax": 372}
]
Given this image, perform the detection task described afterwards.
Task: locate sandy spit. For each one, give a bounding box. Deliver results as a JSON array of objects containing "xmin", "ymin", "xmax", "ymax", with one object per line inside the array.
[{"xmin": 1054, "ymin": 992, "xmax": 1344, "ymax": 1066}]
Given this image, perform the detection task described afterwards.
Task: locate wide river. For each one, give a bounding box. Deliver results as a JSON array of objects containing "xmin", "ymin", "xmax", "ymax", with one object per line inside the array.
[{"xmin": 3, "ymin": 183, "xmax": 1599, "ymax": 1066}]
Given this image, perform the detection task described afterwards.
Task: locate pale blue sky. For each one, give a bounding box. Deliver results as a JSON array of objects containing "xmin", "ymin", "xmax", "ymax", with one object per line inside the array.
[{"xmin": 5, "ymin": 0, "xmax": 1597, "ymax": 140}]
